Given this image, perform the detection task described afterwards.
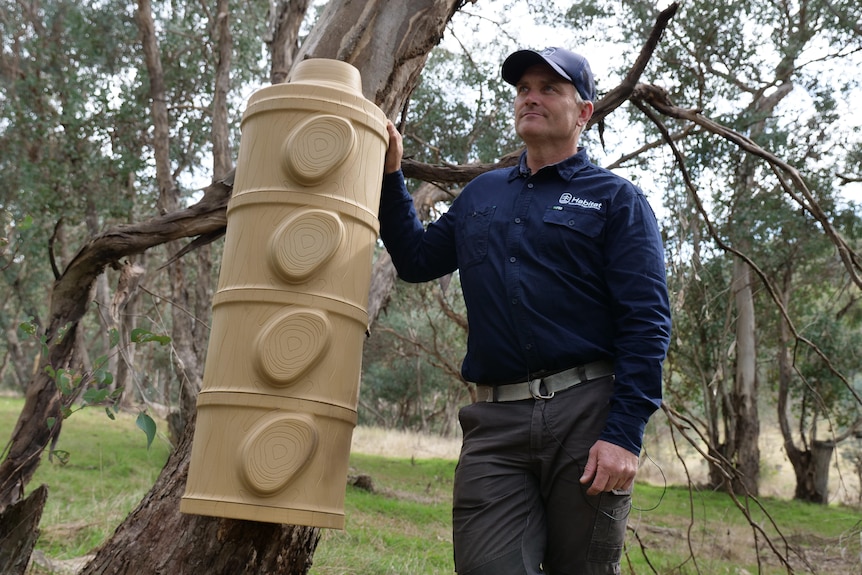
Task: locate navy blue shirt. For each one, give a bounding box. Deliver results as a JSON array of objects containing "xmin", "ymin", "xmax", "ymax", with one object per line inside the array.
[{"xmin": 378, "ymin": 148, "xmax": 671, "ymax": 454}]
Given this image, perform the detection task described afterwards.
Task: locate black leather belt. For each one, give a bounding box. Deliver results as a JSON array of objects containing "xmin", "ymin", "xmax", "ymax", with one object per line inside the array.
[{"xmin": 474, "ymin": 360, "xmax": 614, "ymax": 402}]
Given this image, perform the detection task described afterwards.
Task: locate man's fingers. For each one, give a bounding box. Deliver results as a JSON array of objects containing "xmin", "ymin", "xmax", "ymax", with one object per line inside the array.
[{"xmin": 586, "ymin": 469, "xmax": 610, "ymax": 496}]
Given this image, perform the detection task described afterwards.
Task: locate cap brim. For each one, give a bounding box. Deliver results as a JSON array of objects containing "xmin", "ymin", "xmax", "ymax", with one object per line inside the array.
[{"xmin": 501, "ymin": 50, "xmax": 572, "ymax": 85}]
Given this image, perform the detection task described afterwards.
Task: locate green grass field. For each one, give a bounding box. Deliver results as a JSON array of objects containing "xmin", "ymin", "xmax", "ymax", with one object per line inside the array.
[
  {"xmin": 1, "ymin": 396, "xmax": 860, "ymax": 574},
  {"xmin": 0, "ymin": 396, "xmax": 173, "ymax": 559}
]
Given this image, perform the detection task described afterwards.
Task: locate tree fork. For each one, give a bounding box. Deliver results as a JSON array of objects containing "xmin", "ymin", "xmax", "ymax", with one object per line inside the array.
[{"xmin": 38, "ymin": 1, "xmax": 465, "ymax": 573}]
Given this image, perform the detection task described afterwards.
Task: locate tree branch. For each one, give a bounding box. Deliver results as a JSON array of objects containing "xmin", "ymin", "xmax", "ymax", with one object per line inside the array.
[
  {"xmin": 631, "ymin": 83, "xmax": 862, "ymax": 289},
  {"xmin": 631, "ymin": 95, "xmax": 862, "ymax": 411}
]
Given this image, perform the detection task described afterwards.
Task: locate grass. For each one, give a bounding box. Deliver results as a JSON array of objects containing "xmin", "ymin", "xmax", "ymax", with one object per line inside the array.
[
  {"xmin": 622, "ymin": 483, "xmax": 862, "ymax": 574},
  {"xmin": 310, "ymin": 456, "xmax": 862, "ymax": 575},
  {"xmin": 0, "ymin": 396, "xmax": 172, "ymax": 559},
  {"xmin": 310, "ymin": 455, "xmax": 455, "ymax": 575},
  {"xmin": 1, "ymin": 396, "xmax": 860, "ymax": 574}
]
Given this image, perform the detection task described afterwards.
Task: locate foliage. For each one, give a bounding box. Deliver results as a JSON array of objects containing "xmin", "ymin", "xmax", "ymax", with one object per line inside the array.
[
  {"xmin": 0, "ymin": 397, "xmax": 171, "ymax": 560},
  {"xmin": 0, "ymin": 0, "xmax": 270, "ymax": 410},
  {"xmin": 405, "ymin": 46, "xmax": 519, "ymax": 165},
  {"xmin": 15, "ymin": 317, "xmax": 170, "ymax": 449},
  {"xmin": 361, "ymin": 269, "xmax": 469, "ymax": 436}
]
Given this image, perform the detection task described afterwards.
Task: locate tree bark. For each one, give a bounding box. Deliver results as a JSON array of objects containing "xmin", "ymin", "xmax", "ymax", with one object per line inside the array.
[
  {"xmin": 0, "ymin": 485, "xmax": 47, "ymax": 575},
  {"xmin": 79, "ymin": 1, "xmax": 465, "ymax": 572},
  {"xmin": 266, "ymin": 0, "xmax": 312, "ymax": 85},
  {"xmin": 775, "ymin": 270, "xmax": 831, "ymax": 504},
  {"xmin": 211, "ymin": 0, "xmax": 233, "ymax": 180},
  {"xmin": 79, "ymin": 418, "xmax": 321, "ymax": 575},
  {"xmin": 730, "ymin": 257, "xmax": 761, "ymax": 495}
]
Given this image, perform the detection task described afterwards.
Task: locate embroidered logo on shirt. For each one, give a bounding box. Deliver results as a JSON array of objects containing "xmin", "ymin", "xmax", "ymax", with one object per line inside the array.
[{"xmin": 558, "ymin": 193, "xmax": 602, "ymax": 210}]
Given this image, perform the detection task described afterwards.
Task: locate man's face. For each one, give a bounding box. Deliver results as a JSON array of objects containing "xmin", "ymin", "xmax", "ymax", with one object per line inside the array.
[{"xmin": 513, "ymin": 63, "xmax": 589, "ymax": 147}]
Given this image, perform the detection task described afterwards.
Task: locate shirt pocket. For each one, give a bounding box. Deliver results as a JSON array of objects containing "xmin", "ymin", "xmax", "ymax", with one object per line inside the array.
[
  {"xmin": 542, "ymin": 205, "xmax": 605, "ymax": 239},
  {"xmin": 540, "ymin": 206, "xmax": 605, "ymax": 265},
  {"xmin": 456, "ymin": 205, "xmax": 496, "ymax": 268}
]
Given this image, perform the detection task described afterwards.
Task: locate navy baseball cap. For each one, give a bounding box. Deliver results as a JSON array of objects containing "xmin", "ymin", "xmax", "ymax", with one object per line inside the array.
[{"xmin": 502, "ymin": 47, "xmax": 596, "ymax": 102}]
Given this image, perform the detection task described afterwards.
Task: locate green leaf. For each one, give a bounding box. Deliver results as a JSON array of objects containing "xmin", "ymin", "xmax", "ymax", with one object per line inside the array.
[
  {"xmin": 46, "ymin": 417, "xmax": 56, "ymax": 430},
  {"xmin": 50, "ymin": 449, "xmax": 70, "ymax": 465},
  {"xmin": 83, "ymin": 387, "xmax": 110, "ymax": 405},
  {"xmin": 130, "ymin": 328, "xmax": 171, "ymax": 346},
  {"xmin": 18, "ymin": 319, "xmax": 37, "ymax": 337},
  {"xmin": 93, "ymin": 368, "xmax": 113, "ymax": 387},
  {"xmin": 109, "ymin": 328, "xmax": 120, "ymax": 348},
  {"xmin": 18, "ymin": 214, "xmax": 34, "ymax": 231},
  {"xmin": 56, "ymin": 370, "xmax": 72, "ymax": 395},
  {"xmin": 104, "ymin": 407, "xmax": 116, "ymax": 420},
  {"xmin": 136, "ymin": 412, "xmax": 157, "ymax": 449}
]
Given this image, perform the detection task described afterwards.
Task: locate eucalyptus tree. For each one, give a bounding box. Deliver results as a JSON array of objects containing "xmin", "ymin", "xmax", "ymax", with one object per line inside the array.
[
  {"xmin": 359, "ymin": 44, "xmax": 517, "ymax": 433},
  {"xmin": 361, "ymin": 271, "xmax": 469, "ymax": 436},
  {"xmin": 0, "ymin": 0, "xmax": 269, "ymax": 400},
  {"xmin": 0, "ymin": 0, "xmax": 145, "ymax": 393},
  {"xmin": 1, "ymin": 0, "xmax": 860, "ymax": 572},
  {"xmin": 0, "ymin": 1, "xmax": 473, "ymax": 572},
  {"xmin": 563, "ymin": 0, "xmax": 862, "ymax": 501},
  {"xmin": 749, "ymin": 149, "xmax": 862, "ymax": 502}
]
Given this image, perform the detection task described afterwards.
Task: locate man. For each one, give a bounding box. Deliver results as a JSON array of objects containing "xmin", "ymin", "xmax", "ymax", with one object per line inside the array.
[{"xmin": 378, "ymin": 47, "xmax": 671, "ymax": 574}]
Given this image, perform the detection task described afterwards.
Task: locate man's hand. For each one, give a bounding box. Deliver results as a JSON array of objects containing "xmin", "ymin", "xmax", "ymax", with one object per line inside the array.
[
  {"xmin": 383, "ymin": 121, "xmax": 403, "ymax": 174},
  {"xmin": 579, "ymin": 440, "xmax": 639, "ymax": 496}
]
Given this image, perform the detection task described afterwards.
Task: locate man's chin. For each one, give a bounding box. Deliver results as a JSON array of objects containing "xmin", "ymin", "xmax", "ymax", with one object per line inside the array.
[{"xmin": 516, "ymin": 126, "xmax": 547, "ymax": 142}]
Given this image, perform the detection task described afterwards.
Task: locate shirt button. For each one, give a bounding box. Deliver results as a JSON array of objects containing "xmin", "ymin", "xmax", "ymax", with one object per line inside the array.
[
  {"xmin": 514, "ymin": 217, "xmax": 521, "ymax": 224},
  {"xmin": 511, "ymin": 298, "xmax": 518, "ymax": 305},
  {"xmin": 525, "ymin": 344, "xmax": 533, "ymax": 350},
  {"xmin": 568, "ymin": 219, "xmax": 575, "ymax": 226},
  {"xmin": 509, "ymin": 256, "xmax": 516, "ymax": 263},
  {"xmin": 527, "ymin": 183, "xmax": 534, "ymax": 189}
]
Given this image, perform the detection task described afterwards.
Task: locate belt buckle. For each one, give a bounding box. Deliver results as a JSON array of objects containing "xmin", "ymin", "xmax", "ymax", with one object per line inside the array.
[{"xmin": 529, "ymin": 378, "xmax": 554, "ymax": 400}]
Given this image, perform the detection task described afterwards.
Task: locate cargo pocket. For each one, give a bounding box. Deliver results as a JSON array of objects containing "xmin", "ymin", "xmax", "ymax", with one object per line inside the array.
[{"xmin": 587, "ymin": 488, "xmax": 631, "ymax": 564}]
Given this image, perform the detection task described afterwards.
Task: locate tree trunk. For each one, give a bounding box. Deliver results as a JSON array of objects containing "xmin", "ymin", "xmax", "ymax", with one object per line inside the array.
[
  {"xmin": 78, "ymin": 1, "xmax": 465, "ymax": 572},
  {"xmin": 774, "ymin": 269, "xmax": 834, "ymax": 504},
  {"xmin": 79, "ymin": 418, "xmax": 321, "ymax": 574},
  {"xmin": 0, "ymin": 2, "xmax": 675, "ymax": 571},
  {"xmin": 115, "ymin": 260, "xmax": 142, "ymax": 410},
  {"xmin": 810, "ymin": 440, "xmax": 833, "ymax": 503},
  {"xmin": 788, "ymin": 440, "xmax": 834, "ymax": 504},
  {"xmin": 138, "ymin": 0, "xmax": 206, "ymax": 432},
  {"xmin": 0, "ymin": 485, "xmax": 47, "ymax": 575},
  {"xmin": 730, "ymin": 256, "xmax": 761, "ymax": 495},
  {"xmin": 3, "ymin": 326, "xmax": 30, "ymax": 392},
  {"xmin": 266, "ymin": 0, "xmax": 311, "ymax": 85}
]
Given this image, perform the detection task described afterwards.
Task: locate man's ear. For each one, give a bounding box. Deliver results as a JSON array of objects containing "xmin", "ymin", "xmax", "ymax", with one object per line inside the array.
[{"xmin": 578, "ymin": 101, "xmax": 594, "ymax": 127}]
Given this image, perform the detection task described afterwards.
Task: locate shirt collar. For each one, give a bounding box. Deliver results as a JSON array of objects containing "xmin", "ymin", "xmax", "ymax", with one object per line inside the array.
[{"xmin": 509, "ymin": 148, "xmax": 590, "ymax": 182}]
